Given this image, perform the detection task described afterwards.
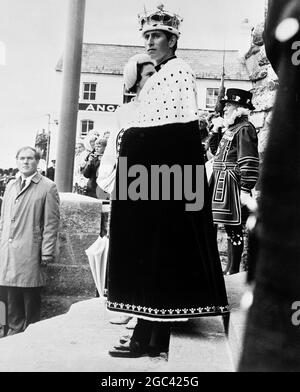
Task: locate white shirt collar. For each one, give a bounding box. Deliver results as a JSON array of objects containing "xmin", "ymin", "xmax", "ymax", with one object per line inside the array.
[{"xmin": 21, "ymin": 171, "xmax": 38, "ymax": 186}]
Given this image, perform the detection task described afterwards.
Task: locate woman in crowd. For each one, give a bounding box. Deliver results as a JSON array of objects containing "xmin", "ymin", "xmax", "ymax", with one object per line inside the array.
[
  {"xmin": 73, "ymin": 132, "xmax": 98, "ymax": 195},
  {"xmin": 83, "ymin": 138, "xmax": 108, "ymax": 199},
  {"xmin": 73, "ymin": 140, "xmax": 88, "ymax": 194},
  {"xmin": 105, "ymin": 5, "xmax": 228, "ymax": 358}
]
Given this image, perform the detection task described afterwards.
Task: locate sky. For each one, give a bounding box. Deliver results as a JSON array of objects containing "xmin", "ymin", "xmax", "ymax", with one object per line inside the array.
[{"xmin": 0, "ymin": 0, "xmax": 265, "ymax": 168}]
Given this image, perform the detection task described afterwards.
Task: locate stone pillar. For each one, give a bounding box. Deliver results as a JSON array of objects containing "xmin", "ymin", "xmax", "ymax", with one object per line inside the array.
[{"xmin": 55, "ymin": 0, "xmax": 86, "ymax": 192}]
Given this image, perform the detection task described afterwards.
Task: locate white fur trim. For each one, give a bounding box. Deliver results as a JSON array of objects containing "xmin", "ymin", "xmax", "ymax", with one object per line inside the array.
[
  {"xmin": 128, "ymin": 58, "xmax": 199, "ymax": 128},
  {"xmin": 123, "ymin": 54, "xmax": 154, "ymax": 90},
  {"xmin": 97, "ymin": 101, "xmax": 139, "ymax": 192},
  {"xmin": 141, "ymin": 24, "xmax": 180, "ymax": 37}
]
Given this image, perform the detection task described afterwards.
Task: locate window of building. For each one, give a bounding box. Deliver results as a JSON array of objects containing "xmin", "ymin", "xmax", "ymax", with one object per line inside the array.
[
  {"xmin": 206, "ymin": 88, "xmax": 219, "ymax": 109},
  {"xmin": 81, "ymin": 120, "xmax": 94, "ymax": 137},
  {"xmin": 83, "ymin": 83, "xmax": 97, "ymax": 100},
  {"xmin": 122, "ymin": 83, "xmax": 136, "ymax": 104}
]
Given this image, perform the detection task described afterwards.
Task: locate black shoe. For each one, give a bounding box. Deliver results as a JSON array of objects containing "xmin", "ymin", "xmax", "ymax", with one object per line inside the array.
[
  {"xmin": 109, "ymin": 339, "xmax": 162, "ymax": 358},
  {"xmin": 108, "ymin": 347, "xmax": 150, "ymax": 358},
  {"xmin": 108, "ymin": 346, "xmax": 164, "ymax": 358},
  {"xmin": 111, "ymin": 342, "xmax": 167, "ymax": 356},
  {"xmin": 108, "ymin": 349, "xmax": 149, "ymax": 358},
  {"xmin": 109, "ymin": 341, "xmax": 148, "ymax": 358}
]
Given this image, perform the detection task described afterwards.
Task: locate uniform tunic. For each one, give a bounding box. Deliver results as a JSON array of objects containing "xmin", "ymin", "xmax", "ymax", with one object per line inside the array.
[{"xmin": 211, "ymin": 117, "xmax": 259, "ymax": 225}]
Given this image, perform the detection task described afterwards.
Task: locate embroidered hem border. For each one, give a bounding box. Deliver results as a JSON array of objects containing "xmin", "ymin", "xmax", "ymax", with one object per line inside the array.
[{"xmin": 107, "ymin": 300, "xmax": 229, "ymax": 319}]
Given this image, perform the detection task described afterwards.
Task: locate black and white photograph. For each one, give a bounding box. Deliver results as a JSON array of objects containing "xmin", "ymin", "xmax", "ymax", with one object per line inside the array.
[{"xmin": 0, "ymin": 0, "xmax": 299, "ymax": 375}]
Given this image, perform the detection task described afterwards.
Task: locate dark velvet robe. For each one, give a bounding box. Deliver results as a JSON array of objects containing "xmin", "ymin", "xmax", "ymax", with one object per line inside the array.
[{"xmin": 106, "ymin": 57, "xmax": 228, "ymax": 321}]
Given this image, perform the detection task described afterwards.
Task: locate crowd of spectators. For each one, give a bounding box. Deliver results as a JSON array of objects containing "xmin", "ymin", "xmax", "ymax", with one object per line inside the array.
[
  {"xmin": 0, "ymin": 130, "xmax": 111, "ymax": 201},
  {"xmin": 73, "ymin": 130, "xmax": 110, "ymax": 199},
  {"xmin": 0, "ymin": 168, "xmax": 19, "ymax": 197},
  {"xmin": 1, "ymin": 122, "xmax": 209, "ymax": 201}
]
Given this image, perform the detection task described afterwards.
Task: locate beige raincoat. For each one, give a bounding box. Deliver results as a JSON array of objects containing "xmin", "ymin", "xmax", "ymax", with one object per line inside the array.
[{"xmin": 0, "ymin": 173, "xmax": 60, "ymax": 287}]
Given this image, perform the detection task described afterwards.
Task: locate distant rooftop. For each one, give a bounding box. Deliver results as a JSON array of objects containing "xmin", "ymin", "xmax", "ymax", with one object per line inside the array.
[{"xmin": 56, "ymin": 43, "xmax": 250, "ymax": 81}]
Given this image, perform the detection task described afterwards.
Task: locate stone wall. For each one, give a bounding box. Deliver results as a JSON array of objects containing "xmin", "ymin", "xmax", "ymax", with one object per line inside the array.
[
  {"xmin": 45, "ymin": 193, "xmax": 103, "ymax": 297},
  {"xmin": 246, "ymin": 22, "xmax": 278, "ymax": 171}
]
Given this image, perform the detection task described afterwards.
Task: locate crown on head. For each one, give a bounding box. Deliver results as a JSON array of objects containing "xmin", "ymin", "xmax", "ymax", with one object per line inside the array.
[{"xmin": 138, "ymin": 4, "xmax": 183, "ymax": 37}]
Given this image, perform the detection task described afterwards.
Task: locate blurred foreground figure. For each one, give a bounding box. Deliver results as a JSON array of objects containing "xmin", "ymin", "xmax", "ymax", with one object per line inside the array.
[{"xmin": 239, "ymin": 0, "xmax": 300, "ymax": 371}]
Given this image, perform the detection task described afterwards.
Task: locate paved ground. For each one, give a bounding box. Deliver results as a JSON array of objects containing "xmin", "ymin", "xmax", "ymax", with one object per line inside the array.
[
  {"xmin": 0, "ymin": 273, "xmax": 248, "ymax": 372},
  {"xmin": 0, "ymin": 298, "xmax": 168, "ymax": 372}
]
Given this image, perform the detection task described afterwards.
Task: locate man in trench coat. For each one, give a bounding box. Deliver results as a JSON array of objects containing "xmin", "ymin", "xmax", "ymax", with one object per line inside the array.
[{"xmin": 0, "ymin": 146, "xmax": 60, "ymax": 336}]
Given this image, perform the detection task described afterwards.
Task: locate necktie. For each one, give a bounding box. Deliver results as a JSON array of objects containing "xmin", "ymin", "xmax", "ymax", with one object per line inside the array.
[{"xmin": 21, "ymin": 179, "xmax": 26, "ymax": 190}]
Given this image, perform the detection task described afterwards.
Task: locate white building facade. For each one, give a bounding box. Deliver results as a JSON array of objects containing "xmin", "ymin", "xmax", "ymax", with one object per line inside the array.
[{"xmin": 56, "ymin": 43, "xmax": 252, "ymax": 139}]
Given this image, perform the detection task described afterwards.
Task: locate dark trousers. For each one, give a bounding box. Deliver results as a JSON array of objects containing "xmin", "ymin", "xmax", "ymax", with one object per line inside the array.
[
  {"xmin": 131, "ymin": 318, "xmax": 171, "ymax": 351},
  {"xmin": 223, "ymin": 224, "xmax": 244, "ymax": 274},
  {"xmin": 6, "ymin": 287, "xmax": 42, "ymax": 335},
  {"xmin": 214, "ymin": 224, "xmax": 244, "ymax": 274},
  {"xmin": 0, "ymin": 286, "xmax": 7, "ymax": 332}
]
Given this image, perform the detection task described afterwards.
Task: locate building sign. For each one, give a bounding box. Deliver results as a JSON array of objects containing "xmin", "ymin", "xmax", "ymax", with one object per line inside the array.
[{"xmin": 78, "ymin": 103, "xmax": 120, "ymax": 112}]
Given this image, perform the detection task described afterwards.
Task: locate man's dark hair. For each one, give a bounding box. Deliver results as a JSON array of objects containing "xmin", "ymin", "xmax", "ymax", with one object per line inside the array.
[
  {"xmin": 16, "ymin": 146, "xmax": 40, "ymax": 160},
  {"xmin": 163, "ymin": 31, "xmax": 178, "ymax": 53}
]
